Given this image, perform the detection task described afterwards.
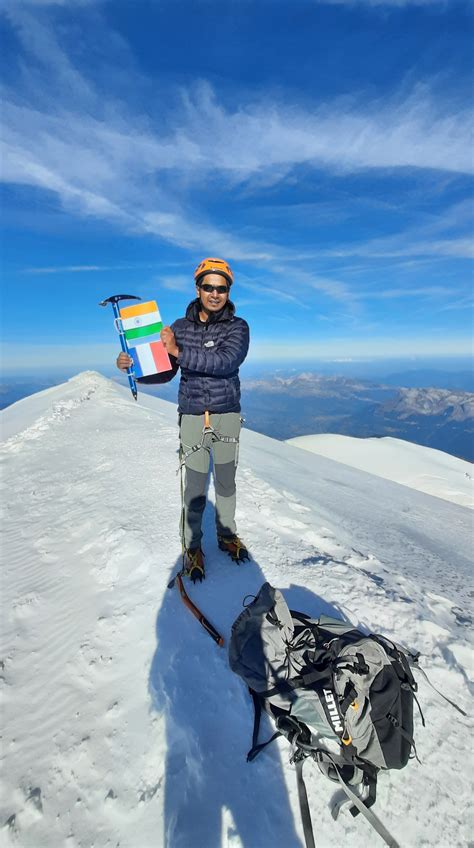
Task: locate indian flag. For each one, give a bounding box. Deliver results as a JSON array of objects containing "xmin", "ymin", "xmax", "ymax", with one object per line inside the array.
[
  {"xmin": 119, "ymin": 300, "xmax": 163, "ymax": 343},
  {"xmin": 128, "ymin": 340, "xmax": 172, "ymax": 377}
]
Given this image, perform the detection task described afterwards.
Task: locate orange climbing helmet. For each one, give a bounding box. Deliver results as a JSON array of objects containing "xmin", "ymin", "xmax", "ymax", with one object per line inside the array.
[{"xmin": 194, "ymin": 257, "xmax": 234, "ymax": 286}]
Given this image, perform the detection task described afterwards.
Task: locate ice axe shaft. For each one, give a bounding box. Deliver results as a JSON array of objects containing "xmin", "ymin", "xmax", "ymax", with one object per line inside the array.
[{"xmin": 99, "ymin": 294, "xmax": 141, "ymax": 400}]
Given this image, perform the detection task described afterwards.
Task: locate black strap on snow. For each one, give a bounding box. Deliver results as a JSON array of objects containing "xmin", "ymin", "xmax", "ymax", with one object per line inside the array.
[
  {"xmin": 412, "ymin": 690, "xmax": 426, "ymax": 727},
  {"xmin": 246, "ymin": 690, "xmax": 282, "ymax": 762},
  {"xmin": 249, "ymin": 689, "xmax": 262, "ymax": 751},
  {"xmin": 414, "ymin": 665, "xmax": 467, "ymax": 717},
  {"xmin": 247, "ymin": 732, "xmax": 282, "ymax": 762}
]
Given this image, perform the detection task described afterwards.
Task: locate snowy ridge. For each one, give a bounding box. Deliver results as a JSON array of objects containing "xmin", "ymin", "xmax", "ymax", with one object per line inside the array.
[
  {"xmin": 0, "ymin": 371, "xmax": 104, "ymax": 445},
  {"xmin": 1, "ymin": 373, "xmax": 473, "ymax": 848}
]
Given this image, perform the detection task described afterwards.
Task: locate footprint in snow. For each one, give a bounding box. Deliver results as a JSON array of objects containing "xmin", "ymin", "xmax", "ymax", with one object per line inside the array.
[
  {"xmin": 451, "ymin": 607, "xmax": 471, "ymax": 627},
  {"xmin": 11, "ymin": 593, "xmax": 41, "ymax": 622},
  {"xmin": 278, "ymin": 515, "xmax": 309, "ymax": 531},
  {"xmin": 287, "ymin": 500, "xmax": 311, "ymax": 513},
  {"xmin": 138, "ymin": 779, "xmax": 163, "ymax": 803},
  {"xmin": 282, "ymin": 489, "xmax": 311, "ymax": 513},
  {"xmin": 300, "ymin": 553, "xmax": 336, "ymax": 568},
  {"xmin": 3, "ymin": 814, "xmax": 17, "ymax": 833},
  {"xmin": 26, "ymin": 787, "xmax": 43, "ymax": 814}
]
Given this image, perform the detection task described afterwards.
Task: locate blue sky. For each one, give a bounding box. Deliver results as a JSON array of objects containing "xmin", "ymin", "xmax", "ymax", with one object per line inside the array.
[{"xmin": 1, "ymin": 0, "xmax": 473, "ymax": 374}]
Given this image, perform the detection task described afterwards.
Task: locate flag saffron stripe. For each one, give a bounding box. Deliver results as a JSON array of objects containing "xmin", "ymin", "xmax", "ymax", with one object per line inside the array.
[
  {"xmin": 120, "ymin": 300, "xmax": 159, "ymax": 319},
  {"xmin": 121, "ymin": 309, "xmax": 162, "ymax": 332},
  {"xmin": 124, "ymin": 321, "xmax": 163, "ymax": 341}
]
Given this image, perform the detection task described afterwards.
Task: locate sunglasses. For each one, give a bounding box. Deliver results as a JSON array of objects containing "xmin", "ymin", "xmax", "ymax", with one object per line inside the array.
[{"xmin": 199, "ymin": 283, "xmax": 229, "ymax": 294}]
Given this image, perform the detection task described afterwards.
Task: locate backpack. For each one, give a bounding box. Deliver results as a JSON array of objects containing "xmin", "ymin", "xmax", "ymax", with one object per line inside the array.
[{"xmin": 229, "ymin": 582, "xmax": 435, "ymax": 848}]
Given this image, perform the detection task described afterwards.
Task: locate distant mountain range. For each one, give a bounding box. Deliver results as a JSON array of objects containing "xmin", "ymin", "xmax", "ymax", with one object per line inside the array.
[
  {"xmin": 2, "ymin": 370, "xmax": 473, "ymax": 461},
  {"xmin": 241, "ymin": 374, "xmax": 474, "ymax": 462}
]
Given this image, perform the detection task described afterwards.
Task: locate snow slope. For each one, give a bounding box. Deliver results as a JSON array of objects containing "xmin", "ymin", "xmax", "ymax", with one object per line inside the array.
[
  {"xmin": 287, "ymin": 434, "xmax": 474, "ymax": 509},
  {"xmin": 1, "ymin": 372, "xmax": 473, "ymax": 848}
]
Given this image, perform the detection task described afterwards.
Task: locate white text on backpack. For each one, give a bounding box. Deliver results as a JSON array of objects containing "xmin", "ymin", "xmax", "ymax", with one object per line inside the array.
[{"xmin": 323, "ymin": 688, "xmax": 343, "ymax": 734}]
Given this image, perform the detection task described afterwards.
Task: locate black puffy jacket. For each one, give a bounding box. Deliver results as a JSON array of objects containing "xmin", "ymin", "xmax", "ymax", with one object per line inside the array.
[{"xmin": 137, "ymin": 299, "xmax": 249, "ymax": 415}]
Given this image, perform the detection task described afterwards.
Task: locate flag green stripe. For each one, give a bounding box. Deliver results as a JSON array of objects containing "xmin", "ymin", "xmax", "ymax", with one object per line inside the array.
[{"xmin": 124, "ymin": 321, "xmax": 163, "ymax": 341}]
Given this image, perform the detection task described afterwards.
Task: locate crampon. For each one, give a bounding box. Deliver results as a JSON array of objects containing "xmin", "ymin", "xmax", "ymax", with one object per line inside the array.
[
  {"xmin": 217, "ymin": 534, "xmax": 250, "ymax": 562},
  {"xmin": 184, "ymin": 547, "xmax": 205, "ymax": 583}
]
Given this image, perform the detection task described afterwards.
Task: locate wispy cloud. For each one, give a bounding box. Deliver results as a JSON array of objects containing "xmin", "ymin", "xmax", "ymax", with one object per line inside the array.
[
  {"xmin": 159, "ymin": 275, "xmax": 193, "ymax": 293},
  {"xmin": 367, "ymin": 285, "xmax": 456, "ymax": 298},
  {"xmin": 1, "ymin": 0, "xmax": 472, "ymax": 340},
  {"xmin": 1, "ymin": 2, "xmax": 472, "ymax": 269},
  {"xmin": 238, "ymin": 278, "xmax": 310, "ymax": 309},
  {"xmin": 430, "ymin": 293, "xmax": 474, "ymax": 314},
  {"xmin": 308, "ymin": 275, "xmax": 359, "ymax": 304},
  {"xmin": 3, "ymin": 80, "xmax": 471, "ymax": 262},
  {"xmin": 325, "ymin": 236, "xmax": 474, "ymax": 260},
  {"xmin": 23, "ymin": 263, "xmax": 155, "ymax": 274},
  {"xmin": 179, "ymin": 82, "xmax": 473, "ymax": 178},
  {"xmin": 318, "ymin": 200, "xmax": 474, "ymax": 261}
]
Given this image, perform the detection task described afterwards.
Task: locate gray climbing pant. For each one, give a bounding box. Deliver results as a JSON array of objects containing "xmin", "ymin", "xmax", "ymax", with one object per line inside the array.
[{"xmin": 179, "ymin": 412, "xmax": 241, "ymax": 550}]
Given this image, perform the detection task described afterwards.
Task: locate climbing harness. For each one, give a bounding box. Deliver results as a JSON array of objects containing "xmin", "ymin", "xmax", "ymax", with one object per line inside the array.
[{"xmin": 178, "ymin": 410, "xmax": 240, "ymax": 470}]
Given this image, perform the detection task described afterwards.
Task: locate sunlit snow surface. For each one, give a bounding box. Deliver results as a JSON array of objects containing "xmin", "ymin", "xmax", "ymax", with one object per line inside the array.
[
  {"xmin": 1, "ymin": 372, "xmax": 472, "ymax": 848},
  {"xmin": 287, "ymin": 433, "xmax": 473, "ymax": 509}
]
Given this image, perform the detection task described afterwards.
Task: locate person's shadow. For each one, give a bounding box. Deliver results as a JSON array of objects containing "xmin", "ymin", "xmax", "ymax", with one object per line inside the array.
[{"xmin": 148, "ymin": 501, "xmax": 345, "ymax": 848}]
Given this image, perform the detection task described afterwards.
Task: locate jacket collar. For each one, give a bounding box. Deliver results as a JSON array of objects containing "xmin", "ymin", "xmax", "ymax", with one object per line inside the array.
[{"xmin": 185, "ymin": 298, "xmax": 235, "ymax": 325}]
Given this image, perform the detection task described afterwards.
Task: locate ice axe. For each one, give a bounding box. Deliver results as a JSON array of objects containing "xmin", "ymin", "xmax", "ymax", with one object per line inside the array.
[{"xmin": 99, "ymin": 294, "xmax": 141, "ymax": 400}]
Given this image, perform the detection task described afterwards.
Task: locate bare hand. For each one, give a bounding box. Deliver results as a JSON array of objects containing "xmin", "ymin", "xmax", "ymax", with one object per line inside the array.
[
  {"xmin": 117, "ymin": 352, "xmax": 133, "ymax": 372},
  {"xmin": 160, "ymin": 326, "xmax": 179, "ymax": 358}
]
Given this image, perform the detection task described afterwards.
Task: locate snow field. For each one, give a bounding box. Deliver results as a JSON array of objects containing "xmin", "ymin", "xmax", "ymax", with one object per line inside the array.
[
  {"xmin": 1, "ymin": 372, "xmax": 472, "ymax": 848},
  {"xmin": 286, "ymin": 433, "xmax": 474, "ymax": 509}
]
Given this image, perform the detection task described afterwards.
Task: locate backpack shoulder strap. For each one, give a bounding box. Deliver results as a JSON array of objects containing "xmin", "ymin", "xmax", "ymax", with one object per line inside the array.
[
  {"xmin": 294, "ymin": 757, "xmax": 316, "ymax": 848},
  {"xmin": 326, "ymin": 755, "xmax": 400, "ymax": 848}
]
